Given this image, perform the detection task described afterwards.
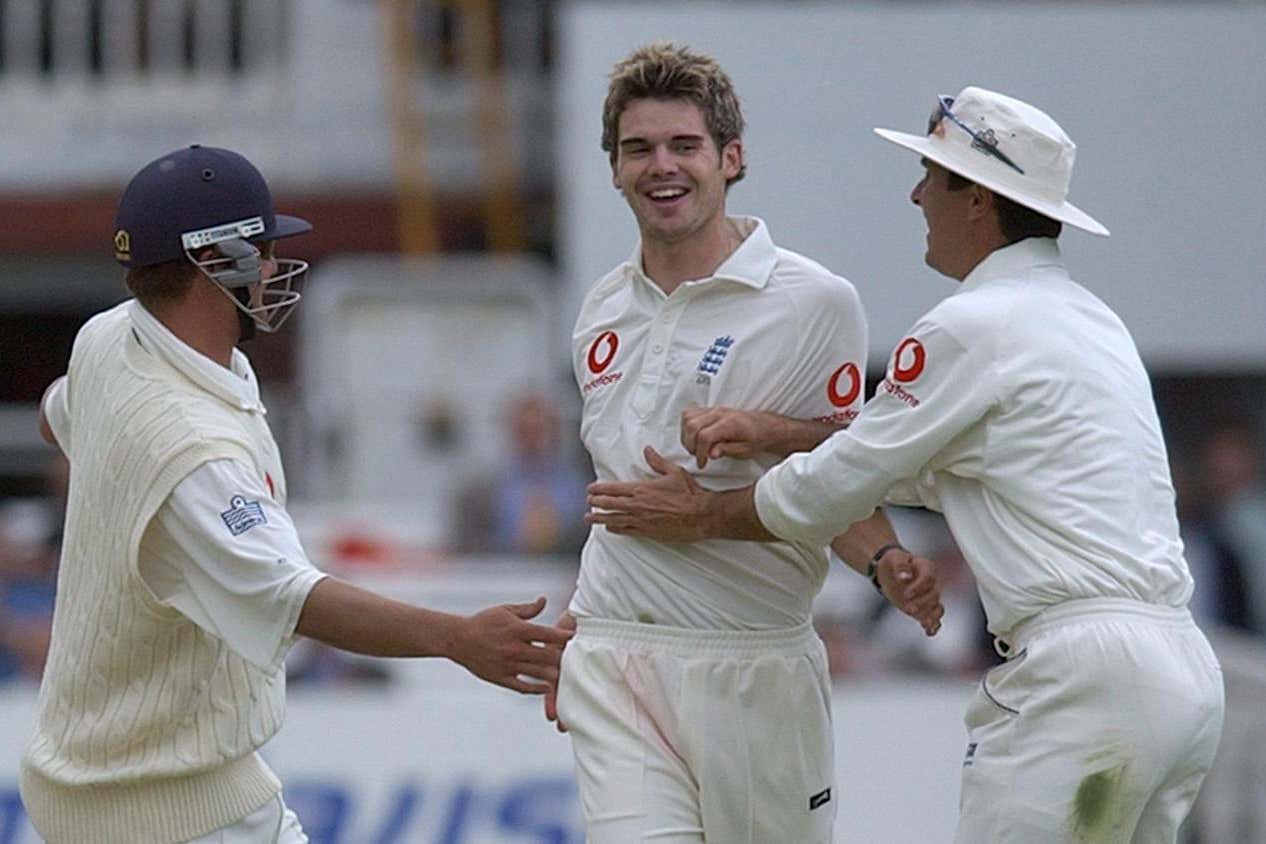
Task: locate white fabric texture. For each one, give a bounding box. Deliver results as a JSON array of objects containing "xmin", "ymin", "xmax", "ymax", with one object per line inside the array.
[
  {"xmin": 755, "ymin": 237, "xmax": 1193, "ymax": 636},
  {"xmin": 130, "ymin": 296, "xmax": 270, "ymax": 414},
  {"xmin": 955, "ymin": 599, "xmax": 1224, "ymax": 843},
  {"xmin": 557, "ymin": 619, "xmax": 835, "ymax": 844},
  {"xmin": 571, "ymin": 216, "xmax": 867, "ymax": 629},
  {"xmin": 183, "ymin": 794, "xmax": 308, "ymax": 843}
]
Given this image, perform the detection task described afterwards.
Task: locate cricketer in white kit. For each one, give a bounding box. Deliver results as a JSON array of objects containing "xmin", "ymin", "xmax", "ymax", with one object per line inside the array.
[
  {"xmin": 554, "ymin": 44, "xmax": 943, "ymax": 844},
  {"xmin": 566, "ymin": 213, "xmax": 860, "ymax": 842},
  {"xmin": 23, "ymin": 145, "xmax": 572, "ymax": 844}
]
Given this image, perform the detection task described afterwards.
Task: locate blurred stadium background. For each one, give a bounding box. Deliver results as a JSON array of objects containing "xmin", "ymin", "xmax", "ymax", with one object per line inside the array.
[{"xmin": 1, "ymin": 2, "xmax": 1264, "ymax": 841}]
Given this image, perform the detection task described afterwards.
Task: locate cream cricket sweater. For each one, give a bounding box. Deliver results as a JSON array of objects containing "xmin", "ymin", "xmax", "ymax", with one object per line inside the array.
[{"xmin": 21, "ymin": 303, "xmax": 289, "ymax": 843}]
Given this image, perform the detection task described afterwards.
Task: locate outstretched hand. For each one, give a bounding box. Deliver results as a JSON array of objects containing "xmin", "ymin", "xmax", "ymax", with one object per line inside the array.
[
  {"xmin": 875, "ymin": 550, "xmax": 944, "ymax": 636},
  {"xmin": 586, "ymin": 447, "xmax": 713, "ymax": 541},
  {"xmin": 452, "ymin": 596, "xmax": 574, "ymax": 694}
]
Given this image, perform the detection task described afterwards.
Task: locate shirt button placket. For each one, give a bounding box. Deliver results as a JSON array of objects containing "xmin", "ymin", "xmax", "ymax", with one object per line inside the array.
[{"xmin": 631, "ymin": 296, "xmax": 686, "ymax": 419}]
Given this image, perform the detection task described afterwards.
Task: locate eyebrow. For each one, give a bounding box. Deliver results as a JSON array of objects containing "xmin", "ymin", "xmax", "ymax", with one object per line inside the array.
[{"xmin": 618, "ymin": 133, "xmax": 706, "ymax": 149}]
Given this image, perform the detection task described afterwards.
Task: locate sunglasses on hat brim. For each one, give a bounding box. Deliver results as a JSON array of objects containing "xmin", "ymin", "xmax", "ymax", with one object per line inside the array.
[{"xmin": 927, "ymin": 95, "xmax": 1025, "ymax": 176}]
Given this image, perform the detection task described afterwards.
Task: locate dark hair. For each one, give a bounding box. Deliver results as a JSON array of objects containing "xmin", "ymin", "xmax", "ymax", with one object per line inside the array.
[
  {"xmin": 945, "ymin": 170, "xmax": 1062, "ymax": 243},
  {"xmin": 124, "ymin": 258, "xmax": 198, "ymax": 307},
  {"xmin": 602, "ymin": 42, "xmax": 746, "ymax": 186}
]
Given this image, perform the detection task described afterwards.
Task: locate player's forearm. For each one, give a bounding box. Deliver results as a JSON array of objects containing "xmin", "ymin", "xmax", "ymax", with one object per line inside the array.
[
  {"xmin": 759, "ymin": 413, "xmax": 844, "ymax": 456},
  {"xmin": 706, "ymin": 485, "xmax": 780, "ymax": 542},
  {"xmin": 829, "ymin": 509, "xmax": 902, "ymax": 576},
  {"xmin": 586, "ymin": 457, "xmax": 779, "ymax": 542},
  {"xmin": 295, "ymin": 577, "xmax": 460, "ymax": 659}
]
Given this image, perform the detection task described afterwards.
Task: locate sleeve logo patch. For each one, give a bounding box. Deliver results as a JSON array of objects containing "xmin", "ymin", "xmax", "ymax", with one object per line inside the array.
[
  {"xmin": 221, "ymin": 495, "xmax": 267, "ymax": 536},
  {"xmin": 879, "ymin": 337, "xmax": 927, "ymax": 408},
  {"xmin": 809, "ymin": 787, "xmax": 832, "ymax": 811},
  {"xmin": 586, "ymin": 330, "xmax": 619, "ymax": 374},
  {"xmin": 582, "ymin": 330, "xmax": 624, "ymax": 395},
  {"xmin": 827, "ymin": 362, "xmax": 861, "ymax": 407},
  {"xmin": 892, "ymin": 337, "xmax": 927, "ymax": 384}
]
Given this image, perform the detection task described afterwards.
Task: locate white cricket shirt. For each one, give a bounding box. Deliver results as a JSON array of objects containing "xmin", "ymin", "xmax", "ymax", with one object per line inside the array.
[
  {"xmin": 572, "ymin": 217, "xmax": 867, "ymax": 628},
  {"xmin": 141, "ymin": 459, "xmax": 325, "ymax": 672},
  {"xmin": 755, "ymin": 237, "xmax": 1193, "ymax": 635}
]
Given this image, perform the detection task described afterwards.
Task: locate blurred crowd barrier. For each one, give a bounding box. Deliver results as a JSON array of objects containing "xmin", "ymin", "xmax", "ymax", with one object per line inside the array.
[{"xmin": 0, "ymin": 678, "xmax": 949, "ymax": 843}]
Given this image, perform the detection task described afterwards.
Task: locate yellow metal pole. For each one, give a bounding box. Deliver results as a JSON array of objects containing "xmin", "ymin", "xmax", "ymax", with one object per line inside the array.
[
  {"xmin": 381, "ymin": 0, "xmax": 440, "ymax": 254},
  {"xmin": 457, "ymin": 0, "xmax": 525, "ymax": 252}
]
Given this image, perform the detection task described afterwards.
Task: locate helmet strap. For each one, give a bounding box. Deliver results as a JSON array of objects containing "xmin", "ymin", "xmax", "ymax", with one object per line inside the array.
[{"xmin": 233, "ymin": 286, "xmax": 257, "ymax": 343}]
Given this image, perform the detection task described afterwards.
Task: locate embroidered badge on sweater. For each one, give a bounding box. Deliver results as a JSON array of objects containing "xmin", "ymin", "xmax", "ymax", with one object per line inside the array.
[{"xmin": 221, "ymin": 495, "xmax": 267, "ymax": 536}]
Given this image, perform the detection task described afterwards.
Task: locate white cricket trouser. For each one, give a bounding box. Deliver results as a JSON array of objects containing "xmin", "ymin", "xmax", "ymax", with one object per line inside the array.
[
  {"xmin": 182, "ymin": 794, "xmax": 307, "ymax": 843},
  {"xmin": 955, "ymin": 598, "xmax": 1225, "ymax": 844},
  {"xmin": 556, "ymin": 617, "xmax": 835, "ymax": 844}
]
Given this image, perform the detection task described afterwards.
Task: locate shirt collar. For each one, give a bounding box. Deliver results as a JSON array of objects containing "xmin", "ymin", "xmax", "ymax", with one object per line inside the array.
[
  {"xmin": 627, "ymin": 216, "xmax": 778, "ymax": 292},
  {"xmin": 959, "ymin": 237, "xmax": 1064, "ymax": 292},
  {"xmin": 127, "ymin": 299, "xmax": 264, "ymax": 413}
]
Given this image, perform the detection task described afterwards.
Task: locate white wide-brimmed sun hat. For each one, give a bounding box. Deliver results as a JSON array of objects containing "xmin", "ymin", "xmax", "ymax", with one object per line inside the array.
[{"xmin": 874, "ymin": 86, "xmax": 1109, "ymax": 237}]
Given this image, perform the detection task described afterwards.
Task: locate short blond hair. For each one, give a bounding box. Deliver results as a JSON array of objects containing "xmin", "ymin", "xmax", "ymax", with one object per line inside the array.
[{"xmin": 601, "ymin": 43, "xmax": 746, "ymax": 185}]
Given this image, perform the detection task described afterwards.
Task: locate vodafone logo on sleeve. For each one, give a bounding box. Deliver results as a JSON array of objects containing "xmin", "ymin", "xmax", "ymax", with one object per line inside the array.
[
  {"xmin": 880, "ymin": 337, "xmax": 926, "ymax": 408},
  {"xmin": 587, "ymin": 331, "xmax": 619, "ymax": 374},
  {"xmin": 813, "ymin": 362, "xmax": 862, "ymax": 425},
  {"xmin": 892, "ymin": 338, "xmax": 926, "ymax": 383},
  {"xmin": 583, "ymin": 331, "xmax": 623, "ymax": 394},
  {"xmin": 828, "ymin": 362, "xmax": 862, "ymax": 407}
]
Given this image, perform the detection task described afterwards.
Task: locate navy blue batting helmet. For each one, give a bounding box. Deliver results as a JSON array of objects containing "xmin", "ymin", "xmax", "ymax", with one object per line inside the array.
[{"xmin": 112, "ymin": 145, "xmax": 311, "ymax": 269}]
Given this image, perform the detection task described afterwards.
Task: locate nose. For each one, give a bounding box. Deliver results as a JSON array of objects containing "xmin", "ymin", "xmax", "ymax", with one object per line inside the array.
[
  {"xmin": 648, "ymin": 145, "xmax": 677, "ymax": 176},
  {"xmin": 910, "ymin": 176, "xmax": 926, "ymax": 206}
]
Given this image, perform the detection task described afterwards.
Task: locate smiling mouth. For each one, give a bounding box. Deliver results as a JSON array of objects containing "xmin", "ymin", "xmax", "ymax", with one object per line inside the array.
[{"xmin": 647, "ymin": 187, "xmax": 688, "ymax": 203}]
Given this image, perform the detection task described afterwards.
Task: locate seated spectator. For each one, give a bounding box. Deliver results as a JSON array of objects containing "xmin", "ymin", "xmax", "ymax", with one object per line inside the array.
[
  {"xmin": 454, "ymin": 391, "xmax": 590, "ymax": 556},
  {"xmin": 1172, "ymin": 460, "xmax": 1249, "ymax": 630},
  {"xmin": 0, "ymin": 453, "xmax": 67, "ymax": 683},
  {"xmin": 1199, "ymin": 422, "xmax": 1266, "ymax": 635}
]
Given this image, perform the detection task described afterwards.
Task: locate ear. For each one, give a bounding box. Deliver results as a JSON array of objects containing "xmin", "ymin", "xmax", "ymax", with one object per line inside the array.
[
  {"xmin": 610, "ymin": 154, "xmax": 622, "ymax": 192},
  {"xmin": 967, "ymin": 183, "xmax": 996, "ymax": 223},
  {"xmin": 721, "ymin": 139, "xmax": 743, "ymax": 181}
]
